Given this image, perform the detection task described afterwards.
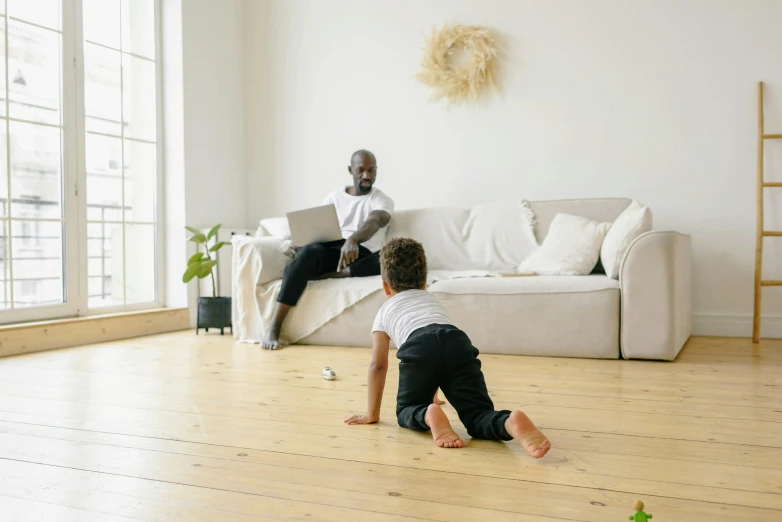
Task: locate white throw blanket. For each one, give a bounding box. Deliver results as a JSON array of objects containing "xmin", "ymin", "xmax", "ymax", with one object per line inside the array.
[
  {"xmin": 233, "ymin": 200, "xmax": 538, "ymax": 344},
  {"xmin": 235, "ymin": 270, "xmax": 495, "ymax": 344}
]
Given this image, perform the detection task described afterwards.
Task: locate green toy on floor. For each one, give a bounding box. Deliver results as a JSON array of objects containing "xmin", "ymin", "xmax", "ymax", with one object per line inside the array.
[{"xmin": 629, "ymin": 500, "xmax": 652, "ymax": 521}]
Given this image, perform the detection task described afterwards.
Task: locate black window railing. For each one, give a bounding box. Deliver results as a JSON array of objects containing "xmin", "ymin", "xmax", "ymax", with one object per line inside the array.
[{"xmin": 0, "ymin": 200, "xmax": 130, "ymax": 308}]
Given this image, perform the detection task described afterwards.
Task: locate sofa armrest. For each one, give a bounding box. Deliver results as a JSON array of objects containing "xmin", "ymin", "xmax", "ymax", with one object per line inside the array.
[
  {"xmin": 231, "ymin": 236, "xmax": 291, "ymax": 341},
  {"xmin": 619, "ymin": 231, "xmax": 692, "ymax": 360},
  {"xmin": 231, "ymin": 235, "xmax": 290, "ymax": 288}
]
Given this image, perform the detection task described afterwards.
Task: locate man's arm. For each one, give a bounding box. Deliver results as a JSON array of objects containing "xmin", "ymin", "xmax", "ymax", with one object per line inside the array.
[
  {"xmin": 344, "ymin": 331, "xmax": 390, "ymax": 424},
  {"xmin": 339, "ymin": 210, "xmax": 391, "ymax": 270},
  {"xmin": 351, "ymin": 210, "xmax": 391, "ymax": 244}
]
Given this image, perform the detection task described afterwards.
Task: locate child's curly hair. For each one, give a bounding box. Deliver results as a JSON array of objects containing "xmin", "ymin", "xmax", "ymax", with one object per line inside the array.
[{"xmin": 380, "ymin": 238, "xmax": 427, "ymax": 292}]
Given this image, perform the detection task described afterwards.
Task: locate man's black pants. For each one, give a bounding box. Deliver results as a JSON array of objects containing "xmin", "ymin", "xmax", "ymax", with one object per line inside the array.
[
  {"xmin": 396, "ymin": 324, "xmax": 513, "ymax": 441},
  {"xmin": 277, "ymin": 240, "xmax": 380, "ymax": 306}
]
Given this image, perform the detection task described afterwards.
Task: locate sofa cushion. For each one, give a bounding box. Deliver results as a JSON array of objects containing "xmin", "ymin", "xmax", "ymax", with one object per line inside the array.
[
  {"xmin": 428, "ymin": 274, "xmax": 619, "ymax": 294},
  {"xmin": 301, "ymin": 290, "xmax": 388, "ymax": 348},
  {"xmin": 301, "ymin": 275, "xmax": 620, "ymax": 359},
  {"xmin": 461, "ymin": 201, "xmax": 539, "ymax": 271},
  {"xmin": 387, "ymin": 201, "xmax": 537, "ymax": 272},
  {"xmin": 387, "ymin": 207, "xmax": 469, "ymax": 271},
  {"xmin": 434, "ymin": 277, "xmax": 619, "ymax": 358}
]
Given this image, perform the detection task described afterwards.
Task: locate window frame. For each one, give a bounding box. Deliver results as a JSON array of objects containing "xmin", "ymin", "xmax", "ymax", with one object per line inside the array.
[{"xmin": 0, "ymin": 0, "xmax": 164, "ymax": 325}]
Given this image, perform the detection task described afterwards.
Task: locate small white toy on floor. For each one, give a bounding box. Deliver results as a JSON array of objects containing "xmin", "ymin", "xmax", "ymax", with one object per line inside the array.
[{"xmin": 321, "ymin": 367, "xmax": 336, "ymax": 380}]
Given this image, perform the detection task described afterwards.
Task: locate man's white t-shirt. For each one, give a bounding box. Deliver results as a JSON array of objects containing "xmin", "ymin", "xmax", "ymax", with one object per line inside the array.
[
  {"xmin": 372, "ymin": 290, "xmax": 454, "ymax": 348},
  {"xmin": 321, "ymin": 187, "xmax": 394, "ymax": 253}
]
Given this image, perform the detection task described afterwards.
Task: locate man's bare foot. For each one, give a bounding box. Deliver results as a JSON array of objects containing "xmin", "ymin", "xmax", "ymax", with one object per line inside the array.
[
  {"xmin": 262, "ymin": 303, "xmax": 290, "ymax": 350},
  {"xmin": 505, "ymin": 410, "xmax": 550, "ymax": 458},
  {"xmin": 261, "ymin": 324, "xmax": 282, "ymax": 350},
  {"xmin": 425, "ymin": 404, "xmax": 463, "ymax": 448}
]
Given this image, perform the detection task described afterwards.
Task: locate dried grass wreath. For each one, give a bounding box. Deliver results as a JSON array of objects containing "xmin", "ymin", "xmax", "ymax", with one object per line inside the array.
[{"xmin": 416, "ymin": 24, "xmax": 500, "ymax": 103}]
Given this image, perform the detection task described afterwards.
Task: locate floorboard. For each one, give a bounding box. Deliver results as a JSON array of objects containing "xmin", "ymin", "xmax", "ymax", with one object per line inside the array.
[{"xmin": 0, "ymin": 333, "xmax": 781, "ymax": 521}]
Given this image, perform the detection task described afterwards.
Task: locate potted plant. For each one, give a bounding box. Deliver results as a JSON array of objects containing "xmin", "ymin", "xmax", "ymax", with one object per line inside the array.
[{"xmin": 183, "ymin": 224, "xmax": 231, "ymax": 334}]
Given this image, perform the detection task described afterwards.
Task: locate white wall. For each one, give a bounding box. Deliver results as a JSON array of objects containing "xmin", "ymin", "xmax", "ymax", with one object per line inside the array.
[
  {"xmin": 243, "ymin": 0, "xmax": 782, "ymax": 337},
  {"xmin": 182, "ymin": 0, "xmax": 247, "ymax": 229},
  {"xmin": 161, "ymin": 0, "xmax": 247, "ymax": 315}
]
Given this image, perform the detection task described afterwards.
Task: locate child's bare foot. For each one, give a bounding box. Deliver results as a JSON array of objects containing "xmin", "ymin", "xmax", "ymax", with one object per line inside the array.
[
  {"xmin": 505, "ymin": 410, "xmax": 550, "ymax": 458},
  {"xmin": 425, "ymin": 404, "xmax": 463, "ymax": 448},
  {"xmin": 433, "ymin": 390, "xmax": 445, "ymax": 406}
]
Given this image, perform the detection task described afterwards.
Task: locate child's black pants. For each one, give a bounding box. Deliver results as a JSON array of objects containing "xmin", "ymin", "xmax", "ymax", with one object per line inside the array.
[{"xmin": 396, "ymin": 324, "xmax": 512, "ymax": 441}]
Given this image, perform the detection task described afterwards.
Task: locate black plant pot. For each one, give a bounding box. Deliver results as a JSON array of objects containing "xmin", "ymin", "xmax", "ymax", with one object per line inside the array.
[{"xmin": 197, "ymin": 296, "xmax": 232, "ymax": 335}]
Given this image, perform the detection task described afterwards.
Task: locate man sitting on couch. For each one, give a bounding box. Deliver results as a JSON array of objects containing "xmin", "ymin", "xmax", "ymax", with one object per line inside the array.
[{"xmin": 261, "ymin": 150, "xmax": 395, "ymax": 349}]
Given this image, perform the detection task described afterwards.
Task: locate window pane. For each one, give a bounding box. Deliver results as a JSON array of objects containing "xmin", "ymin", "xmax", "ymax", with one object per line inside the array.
[
  {"xmin": 83, "ymin": 0, "xmax": 159, "ymax": 312},
  {"xmin": 11, "ymin": 219, "xmax": 63, "ymax": 307},
  {"xmin": 124, "ymin": 139, "xmax": 154, "ymax": 222},
  {"xmin": 10, "ymin": 121, "xmax": 62, "ymax": 219},
  {"xmin": 0, "ymin": 19, "xmax": 6, "ymax": 118},
  {"xmin": 88, "ymin": 222, "xmax": 122, "ymax": 308},
  {"xmin": 84, "ymin": 0, "xmax": 120, "ymax": 49},
  {"xmin": 87, "ymin": 238, "xmax": 102, "ymax": 257},
  {"xmin": 8, "ymin": 0, "xmax": 61, "ymax": 31},
  {"xmin": 86, "ymin": 222, "xmax": 100, "ymax": 239},
  {"xmin": 121, "ymin": 0, "xmax": 154, "ymax": 59},
  {"xmin": 86, "ymin": 133, "xmax": 122, "ymax": 221},
  {"xmin": 125, "ymin": 223, "xmax": 154, "ymax": 304},
  {"xmin": 0, "ymin": 221, "xmax": 8, "ymax": 310},
  {"xmin": 122, "ymin": 53, "xmax": 155, "ymax": 141},
  {"xmin": 8, "ymin": 20, "xmax": 62, "ymax": 125},
  {"xmin": 0, "ymin": 120, "xmax": 7, "ymax": 217},
  {"xmin": 84, "ymin": 43, "xmax": 121, "ymax": 136}
]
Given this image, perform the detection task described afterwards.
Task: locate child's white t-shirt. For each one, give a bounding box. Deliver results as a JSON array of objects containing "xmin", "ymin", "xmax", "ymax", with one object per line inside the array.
[
  {"xmin": 321, "ymin": 187, "xmax": 394, "ymax": 253},
  {"xmin": 372, "ymin": 290, "xmax": 453, "ymax": 348}
]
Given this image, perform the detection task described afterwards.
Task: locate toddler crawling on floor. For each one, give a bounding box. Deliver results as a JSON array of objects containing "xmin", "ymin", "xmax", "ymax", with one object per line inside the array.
[{"xmin": 344, "ymin": 237, "xmax": 550, "ymax": 456}]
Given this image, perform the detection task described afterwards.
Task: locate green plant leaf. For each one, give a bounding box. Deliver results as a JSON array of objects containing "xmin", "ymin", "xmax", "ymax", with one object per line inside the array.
[
  {"xmin": 182, "ymin": 262, "xmax": 201, "ymax": 283},
  {"xmin": 188, "ymin": 233, "xmax": 206, "ymax": 244},
  {"xmin": 185, "ymin": 226, "xmax": 201, "ymax": 236},
  {"xmin": 187, "ymin": 252, "xmax": 204, "ymax": 266},
  {"xmin": 209, "ymin": 241, "xmax": 228, "ymax": 252},
  {"xmin": 196, "ymin": 260, "xmax": 217, "ymax": 278},
  {"xmin": 207, "ymin": 224, "xmax": 222, "ymax": 240}
]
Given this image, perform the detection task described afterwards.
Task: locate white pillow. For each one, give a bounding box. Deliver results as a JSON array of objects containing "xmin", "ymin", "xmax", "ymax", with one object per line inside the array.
[
  {"xmin": 600, "ymin": 201, "xmax": 652, "ymax": 279},
  {"xmin": 519, "ymin": 213, "xmax": 610, "ymax": 275},
  {"xmin": 259, "ymin": 217, "xmax": 291, "ymax": 240},
  {"xmin": 462, "ymin": 200, "xmax": 540, "ymax": 272}
]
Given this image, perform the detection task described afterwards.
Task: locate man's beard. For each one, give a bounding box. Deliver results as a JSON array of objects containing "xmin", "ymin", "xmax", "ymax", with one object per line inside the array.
[{"xmin": 357, "ymin": 180, "xmax": 372, "ymax": 194}]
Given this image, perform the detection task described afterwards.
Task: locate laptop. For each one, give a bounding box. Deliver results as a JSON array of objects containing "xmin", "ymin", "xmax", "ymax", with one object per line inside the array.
[{"xmin": 286, "ymin": 204, "xmax": 343, "ymax": 246}]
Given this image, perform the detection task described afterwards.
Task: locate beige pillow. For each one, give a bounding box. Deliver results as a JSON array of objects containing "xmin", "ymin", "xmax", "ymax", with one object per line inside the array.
[
  {"xmin": 519, "ymin": 213, "xmax": 610, "ymax": 275},
  {"xmin": 600, "ymin": 201, "xmax": 652, "ymax": 279}
]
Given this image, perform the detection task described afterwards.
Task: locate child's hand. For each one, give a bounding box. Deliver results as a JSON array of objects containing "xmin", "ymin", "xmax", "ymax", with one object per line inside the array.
[{"xmin": 344, "ymin": 413, "xmax": 379, "ymax": 425}]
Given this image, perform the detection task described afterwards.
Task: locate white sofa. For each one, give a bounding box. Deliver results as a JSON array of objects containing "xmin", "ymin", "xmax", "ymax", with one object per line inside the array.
[{"xmin": 233, "ymin": 198, "xmax": 692, "ymax": 360}]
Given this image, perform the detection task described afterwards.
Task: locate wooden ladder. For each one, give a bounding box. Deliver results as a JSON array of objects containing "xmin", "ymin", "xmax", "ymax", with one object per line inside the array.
[{"xmin": 753, "ymin": 81, "xmax": 782, "ymax": 343}]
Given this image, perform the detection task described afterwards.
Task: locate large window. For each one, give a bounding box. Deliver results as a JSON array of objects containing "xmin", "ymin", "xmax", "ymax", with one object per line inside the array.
[{"xmin": 0, "ymin": 0, "xmax": 161, "ymax": 323}]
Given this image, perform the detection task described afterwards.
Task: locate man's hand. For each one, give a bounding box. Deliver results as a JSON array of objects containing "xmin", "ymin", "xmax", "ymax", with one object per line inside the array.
[
  {"xmin": 338, "ymin": 238, "xmax": 360, "ymax": 271},
  {"xmin": 344, "ymin": 413, "xmax": 379, "ymax": 425}
]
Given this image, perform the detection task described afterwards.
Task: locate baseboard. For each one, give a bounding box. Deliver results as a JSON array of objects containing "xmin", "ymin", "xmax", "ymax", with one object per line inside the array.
[
  {"xmin": 693, "ymin": 313, "xmax": 782, "ymax": 339},
  {"xmin": 0, "ymin": 308, "xmax": 190, "ymax": 358}
]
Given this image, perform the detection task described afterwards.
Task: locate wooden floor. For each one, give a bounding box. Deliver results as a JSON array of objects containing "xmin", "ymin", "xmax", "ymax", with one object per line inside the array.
[{"xmin": 0, "ymin": 334, "xmax": 780, "ymax": 521}]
